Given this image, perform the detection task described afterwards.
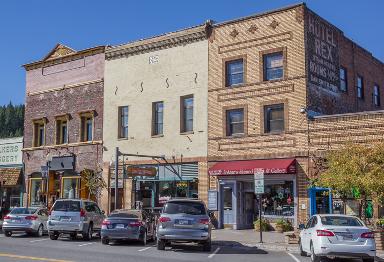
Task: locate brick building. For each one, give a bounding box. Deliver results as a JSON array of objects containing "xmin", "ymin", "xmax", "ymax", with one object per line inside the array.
[
  {"xmin": 22, "ymin": 44, "xmax": 105, "ymax": 208},
  {"xmin": 207, "ymin": 4, "xmax": 384, "ymax": 229}
]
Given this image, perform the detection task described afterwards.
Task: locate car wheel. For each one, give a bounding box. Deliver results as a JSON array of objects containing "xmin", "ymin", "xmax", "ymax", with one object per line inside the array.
[
  {"xmin": 299, "ymin": 239, "xmax": 307, "ymax": 257},
  {"xmin": 35, "ymin": 225, "xmax": 43, "ymax": 237},
  {"xmin": 83, "ymin": 224, "xmax": 93, "ymax": 241},
  {"xmin": 157, "ymin": 239, "xmax": 165, "ymax": 250},
  {"xmin": 70, "ymin": 233, "xmax": 77, "ymax": 240},
  {"xmin": 4, "ymin": 231, "xmax": 12, "ymax": 237},
  {"xmin": 141, "ymin": 231, "xmax": 147, "ymax": 246},
  {"xmin": 101, "ymin": 237, "xmax": 109, "ymax": 245},
  {"xmin": 202, "ymin": 240, "xmax": 212, "ymax": 252},
  {"xmin": 362, "ymin": 258, "xmax": 375, "ymax": 262},
  {"xmin": 49, "ymin": 233, "xmax": 59, "ymax": 240},
  {"xmin": 310, "ymin": 242, "xmax": 321, "ymax": 262}
]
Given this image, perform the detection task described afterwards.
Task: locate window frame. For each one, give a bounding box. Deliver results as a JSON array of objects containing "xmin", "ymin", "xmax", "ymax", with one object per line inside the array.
[
  {"xmin": 118, "ymin": 106, "xmax": 129, "ymax": 139},
  {"xmin": 263, "ymin": 103, "xmax": 286, "ymax": 134},
  {"xmin": 79, "ymin": 111, "xmax": 94, "ymax": 142},
  {"xmin": 374, "ymin": 85, "xmax": 381, "ymax": 107},
  {"xmin": 357, "ymin": 75, "xmax": 364, "ymax": 99},
  {"xmin": 55, "ymin": 114, "xmax": 70, "ymax": 145},
  {"xmin": 260, "ymin": 47, "xmax": 287, "ymax": 82},
  {"xmin": 32, "ymin": 118, "xmax": 47, "ymax": 147},
  {"xmin": 339, "ymin": 66, "xmax": 348, "ymax": 92},
  {"xmin": 152, "ymin": 101, "xmax": 164, "ymax": 137},
  {"xmin": 225, "ymin": 58, "xmax": 245, "ymax": 87},
  {"xmin": 223, "ymin": 106, "xmax": 247, "ymax": 137},
  {"xmin": 180, "ymin": 95, "xmax": 194, "ymax": 134}
]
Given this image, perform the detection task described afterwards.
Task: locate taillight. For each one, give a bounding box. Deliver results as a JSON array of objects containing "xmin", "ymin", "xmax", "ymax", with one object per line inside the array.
[
  {"xmin": 317, "ymin": 230, "xmax": 335, "ymax": 237},
  {"xmin": 102, "ymin": 220, "xmax": 111, "ymax": 226},
  {"xmin": 199, "ymin": 218, "xmax": 210, "ymax": 225},
  {"xmin": 361, "ymin": 232, "xmax": 375, "ymax": 239},
  {"xmin": 3, "ymin": 215, "xmax": 10, "ymax": 220},
  {"xmin": 80, "ymin": 208, "xmax": 86, "ymax": 217},
  {"xmin": 159, "ymin": 217, "xmax": 171, "ymax": 223},
  {"xmin": 129, "ymin": 221, "xmax": 144, "ymax": 227},
  {"xmin": 25, "ymin": 215, "xmax": 38, "ymax": 220}
]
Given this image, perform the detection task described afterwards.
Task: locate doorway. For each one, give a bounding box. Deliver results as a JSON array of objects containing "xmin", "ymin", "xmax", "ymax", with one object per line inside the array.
[
  {"xmin": 220, "ymin": 182, "xmax": 236, "ymax": 227},
  {"xmin": 309, "ymin": 187, "xmax": 332, "ymax": 216}
]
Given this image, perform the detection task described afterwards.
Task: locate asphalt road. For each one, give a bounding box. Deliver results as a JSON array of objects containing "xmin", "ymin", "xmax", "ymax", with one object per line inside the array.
[{"xmin": 0, "ymin": 233, "xmax": 377, "ymax": 262}]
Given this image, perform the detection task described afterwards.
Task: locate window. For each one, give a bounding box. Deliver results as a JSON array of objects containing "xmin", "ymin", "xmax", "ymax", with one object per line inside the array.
[
  {"xmin": 340, "ymin": 67, "xmax": 347, "ymax": 92},
  {"xmin": 181, "ymin": 95, "xmax": 193, "ymax": 133},
  {"xmin": 33, "ymin": 120, "xmax": 45, "ymax": 147},
  {"xmin": 264, "ymin": 104, "xmax": 285, "ymax": 133},
  {"xmin": 61, "ymin": 177, "xmax": 80, "ymax": 199},
  {"xmin": 29, "ymin": 179, "xmax": 43, "ymax": 206},
  {"xmin": 357, "ymin": 76, "xmax": 364, "ymax": 99},
  {"xmin": 80, "ymin": 114, "xmax": 94, "ymax": 142},
  {"xmin": 374, "ymin": 85, "xmax": 380, "ymax": 106},
  {"xmin": 262, "ymin": 181, "xmax": 294, "ymax": 217},
  {"xmin": 226, "ymin": 108, "xmax": 244, "ymax": 136},
  {"xmin": 56, "ymin": 119, "xmax": 68, "ymax": 144},
  {"xmin": 152, "ymin": 102, "xmax": 163, "ymax": 136},
  {"xmin": 225, "ymin": 59, "xmax": 244, "ymax": 87},
  {"xmin": 263, "ymin": 52, "xmax": 284, "ymax": 81},
  {"xmin": 118, "ymin": 106, "xmax": 129, "ymax": 138}
]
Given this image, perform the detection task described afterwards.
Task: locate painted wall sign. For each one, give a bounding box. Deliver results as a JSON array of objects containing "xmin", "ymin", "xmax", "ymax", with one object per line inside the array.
[
  {"xmin": 0, "ymin": 137, "xmax": 23, "ymax": 166},
  {"xmin": 306, "ymin": 11, "xmax": 340, "ymax": 93}
]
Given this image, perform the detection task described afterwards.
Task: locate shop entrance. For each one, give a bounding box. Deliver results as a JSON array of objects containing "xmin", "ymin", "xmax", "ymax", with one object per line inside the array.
[
  {"xmin": 309, "ymin": 187, "xmax": 332, "ymax": 216},
  {"xmin": 220, "ymin": 182, "xmax": 236, "ymax": 227}
]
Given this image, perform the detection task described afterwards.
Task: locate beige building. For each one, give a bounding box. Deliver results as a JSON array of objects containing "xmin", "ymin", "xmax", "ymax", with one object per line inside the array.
[{"xmin": 102, "ymin": 23, "xmax": 211, "ymax": 212}]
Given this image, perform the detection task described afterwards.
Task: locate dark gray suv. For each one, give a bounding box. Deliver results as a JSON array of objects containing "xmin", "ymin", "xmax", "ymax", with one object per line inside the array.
[{"xmin": 156, "ymin": 199, "xmax": 212, "ymax": 251}]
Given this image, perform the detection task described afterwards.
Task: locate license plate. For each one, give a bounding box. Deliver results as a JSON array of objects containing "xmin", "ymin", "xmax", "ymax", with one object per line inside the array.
[
  {"xmin": 116, "ymin": 224, "xmax": 125, "ymax": 229},
  {"xmin": 177, "ymin": 220, "xmax": 189, "ymax": 225},
  {"xmin": 338, "ymin": 234, "xmax": 353, "ymax": 240},
  {"xmin": 61, "ymin": 216, "xmax": 70, "ymax": 221},
  {"xmin": 11, "ymin": 219, "xmax": 21, "ymax": 223}
]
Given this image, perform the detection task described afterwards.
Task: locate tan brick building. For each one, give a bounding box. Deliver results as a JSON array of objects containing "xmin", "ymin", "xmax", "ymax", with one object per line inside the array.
[{"xmin": 207, "ymin": 4, "xmax": 384, "ymax": 229}]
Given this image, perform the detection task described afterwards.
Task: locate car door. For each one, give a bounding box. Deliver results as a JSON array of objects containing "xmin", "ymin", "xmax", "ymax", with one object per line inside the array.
[
  {"xmin": 84, "ymin": 202, "xmax": 96, "ymax": 226},
  {"xmin": 307, "ymin": 216, "xmax": 318, "ymax": 250},
  {"xmin": 92, "ymin": 204, "xmax": 104, "ymax": 230},
  {"xmin": 39, "ymin": 209, "xmax": 49, "ymax": 230},
  {"xmin": 301, "ymin": 217, "xmax": 313, "ymax": 252}
]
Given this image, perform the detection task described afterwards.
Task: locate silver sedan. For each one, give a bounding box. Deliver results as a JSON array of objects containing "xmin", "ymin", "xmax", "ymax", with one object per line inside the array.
[{"xmin": 2, "ymin": 207, "xmax": 48, "ymax": 237}]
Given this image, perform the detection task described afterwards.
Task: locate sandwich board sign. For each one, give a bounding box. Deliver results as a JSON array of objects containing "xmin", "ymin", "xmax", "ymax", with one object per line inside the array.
[{"xmin": 254, "ymin": 169, "xmax": 265, "ymax": 194}]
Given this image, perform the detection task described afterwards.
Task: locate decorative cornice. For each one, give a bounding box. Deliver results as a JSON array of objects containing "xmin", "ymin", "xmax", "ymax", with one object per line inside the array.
[
  {"xmin": 106, "ymin": 22, "xmax": 211, "ymax": 60},
  {"xmin": 22, "ymin": 140, "xmax": 103, "ymax": 152}
]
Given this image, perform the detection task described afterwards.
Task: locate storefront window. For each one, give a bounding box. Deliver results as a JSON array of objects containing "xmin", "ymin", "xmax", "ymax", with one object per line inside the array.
[
  {"xmin": 223, "ymin": 187, "xmax": 233, "ymax": 210},
  {"xmin": 262, "ymin": 181, "xmax": 294, "ymax": 217},
  {"xmin": 188, "ymin": 180, "xmax": 198, "ymax": 198},
  {"xmin": 62, "ymin": 177, "xmax": 80, "ymax": 199},
  {"xmin": 30, "ymin": 179, "xmax": 43, "ymax": 206}
]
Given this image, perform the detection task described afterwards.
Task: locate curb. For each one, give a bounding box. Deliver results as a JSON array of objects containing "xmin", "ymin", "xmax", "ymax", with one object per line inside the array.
[{"xmin": 213, "ymin": 241, "xmax": 299, "ymax": 252}]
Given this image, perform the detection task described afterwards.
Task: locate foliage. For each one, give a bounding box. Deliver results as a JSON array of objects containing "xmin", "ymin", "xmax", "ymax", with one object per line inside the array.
[
  {"xmin": 275, "ymin": 218, "xmax": 293, "ymax": 232},
  {"xmin": 253, "ymin": 219, "xmax": 271, "ymax": 232},
  {"xmin": 0, "ymin": 102, "xmax": 24, "ymax": 139},
  {"xmin": 80, "ymin": 169, "xmax": 107, "ymax": 199}
]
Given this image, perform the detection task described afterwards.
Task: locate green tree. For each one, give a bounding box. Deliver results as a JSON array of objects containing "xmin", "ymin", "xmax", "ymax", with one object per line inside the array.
[
  {"xmin": 0, "ymin": 102, "xmax": 24, "ymax": 138},
  {"xmin": 80, "ymin": 169, "xmax": 107, "ymax": 200},
  {"xmin": 315, "ymin": 142, "xmax": 384, "ymax": 219}
]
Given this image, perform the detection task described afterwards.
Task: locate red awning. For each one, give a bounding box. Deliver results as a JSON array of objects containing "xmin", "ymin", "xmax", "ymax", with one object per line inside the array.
[{"xmin": 208, "ymin": 158, "xmax": 296, "ymax": 176}]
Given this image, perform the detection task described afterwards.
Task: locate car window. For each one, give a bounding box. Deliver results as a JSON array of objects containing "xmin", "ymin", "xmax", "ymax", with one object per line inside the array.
[
  {"xmin": 310, "ymin": 217, "xmax": 317, "ymax": 228},
  {"xmin": 305, "ymin": 217, "xmax": 313, "ymax": 229},
  {"xmin": 10, "ymin": 208, "xmax": 37, "ymax": 214},
  {"xmin": 41, "ymin": 210, "xmax": 48, "ymax": 217},
  {"xmin": 109, "ymin": 211, "xmax": 141, "ymax": 219},
  {"xmin": 93, "ymin": 204, "xmax": 102, "ymax": 214},
  {"xmin": 320, "ymin": 216, "xmax": 364, "ymax": 227},
  {"xmin": 84, "ymin": 202, "xmax": 95, "ymax": 213},
  {"xmin": 52, "ymin": 201, "xmax": 81, "ymax": 212},
  {"xmin": 163, "ymin": 201, "xmax": 206, "ymax": 215}
]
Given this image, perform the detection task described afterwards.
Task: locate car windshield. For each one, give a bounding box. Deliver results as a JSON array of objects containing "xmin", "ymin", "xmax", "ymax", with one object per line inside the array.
[
  {"xmin": 321, "ymin": 216, "xmax": 364, "ymax": 227},
  {"xmin": 109, "ymin": 211, "xmax": 141, "ymax": 219},
  {"xmin": 164, "ymin": 201, "xmax": 206, "ymax": 215},
  {"xmin": 52, "ymin": 201, "xmax": 81, "ymax": 212},
  {"xmin": 10, "ymin": 208, "xmax": 37, "ymax": 214}
]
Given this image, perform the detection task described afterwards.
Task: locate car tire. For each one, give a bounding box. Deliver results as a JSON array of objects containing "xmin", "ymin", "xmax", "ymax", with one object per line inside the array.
[
  {"xmin": 49, "ymin": 233, "xmax": 59, "ymax": 240},
  {"xmin": 83, "ymin": 224, "xmax": 93, "ymax": 241},
  {"xmin": 35, "ymin": 225, "xmax": 43, "ymax": 237},
  {"xmin": 310, "ymin": 242, "xmax": 321, "ymax": 262},
  {"xmin": 157, "ymin": 239, "xmax": 166, "ymax": 250},
  {"xmin": 101, "ymin": 237, "xmax": 109, "ymax": 245},
  {"xmin": 362, "ymin": 258, "xmax": 375, "ymax": 262},
  {"xmin": 4, "ymin": 231, "xmax": 12, "ymax": 237},
  {"xmin": 141, "ymin": 230, "xmax": 147, "ymax": 246},
  {"xmin": 202, "ymin": 240, "xmax": 212, "ymax": 252},
  {"xmin": 299, "ymin": 239, "xmax": 307, "ymax": 257}
]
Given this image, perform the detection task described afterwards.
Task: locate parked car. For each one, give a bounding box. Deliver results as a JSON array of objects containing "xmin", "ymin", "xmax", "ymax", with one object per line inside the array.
[
  {"xmin": 156, "ymin": 199, "xmax": 212, "ymax": 251},
  {"xmin": 47, "ymin": 199, "xmax": 105, "ymax": 241},
  {"xmin": 101, "ymin": 209, "xmax": 156, "ymax": 245},
  {"xmin": 299, "ymin": 214, "xmax": 376, "ymax": 262},
  {"xmin": 2, "ymin": 207, "xmax": 48, "ymax": 237}
]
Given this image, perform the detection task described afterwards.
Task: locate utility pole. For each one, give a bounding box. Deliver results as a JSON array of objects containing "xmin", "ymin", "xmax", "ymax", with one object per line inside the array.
[{"xmin": 114, "ymin": 147, "xmax": 119, "ymax": 211}]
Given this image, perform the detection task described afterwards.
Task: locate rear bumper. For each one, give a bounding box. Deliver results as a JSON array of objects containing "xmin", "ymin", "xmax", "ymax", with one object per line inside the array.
[
  {"xmin": 2, "ymin": 222, "xmax": 38, "ymax": 232},
  {"xmin": 47, "ymin": 221, "xmax": 86, "ymax": 233},
  {"xmin": 101, "ymin": 228, "xmax": 141, "ymax": 240},
  {"xmin": 314, "ymin": 239, "xmax": 376, "ymax": 258},
  {"xmin": 157, "ymin": 228, "xmax": 210, "ymax": 242}
]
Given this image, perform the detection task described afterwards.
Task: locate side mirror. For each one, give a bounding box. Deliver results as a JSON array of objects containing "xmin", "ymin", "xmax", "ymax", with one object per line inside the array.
[{"xmin": 298, "ymin": 223, "xmax": 305, "ymax": 230}]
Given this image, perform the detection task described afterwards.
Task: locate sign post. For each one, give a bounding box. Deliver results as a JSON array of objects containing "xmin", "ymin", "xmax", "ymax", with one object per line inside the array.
[{"xmin": 254, "ymin": 169, "xmax": 265, "ymax": 243}]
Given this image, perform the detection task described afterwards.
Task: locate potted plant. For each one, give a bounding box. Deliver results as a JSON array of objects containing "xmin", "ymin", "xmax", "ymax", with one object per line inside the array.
[
  {"xmin": 253, "ymin": 219, "xmax": 270, "ymax": 232},
  {"xmin": 275, "ymin": 219, "xmax": 293, "ymax": 233}
]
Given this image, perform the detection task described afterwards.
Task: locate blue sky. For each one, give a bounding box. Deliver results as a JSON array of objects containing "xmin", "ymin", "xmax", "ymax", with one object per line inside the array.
[{"xmin": 0, "ymin": 0, "xmax": 383, "ymax": 106}]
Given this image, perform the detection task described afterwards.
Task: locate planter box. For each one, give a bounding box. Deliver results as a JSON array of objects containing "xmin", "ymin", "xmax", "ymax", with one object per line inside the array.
[{"xmin": 284, "ymin": 231, "xmax": 299, "ymax": 244}]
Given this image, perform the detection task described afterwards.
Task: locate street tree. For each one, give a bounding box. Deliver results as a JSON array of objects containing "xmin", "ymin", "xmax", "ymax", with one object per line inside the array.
[{"xmin": 80, "ymin": 169, "xmax": 107, "ymax": 200}]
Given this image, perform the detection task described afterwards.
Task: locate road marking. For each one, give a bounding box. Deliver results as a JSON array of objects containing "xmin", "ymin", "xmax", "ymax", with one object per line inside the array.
[
  {"xmin": 30, "ymin": 238, "xmax": 49, "ymax": 243},
  {"xmin": 286, "ymin": 252, "xmax": 301, "ymax": 262},
  {"xmin": 208, "ymin": 247, "xmax": 220, "ymax": 258},
  {"xmin": 0, "ymin": 253, "xmax": 73, "ymax": 262},
  {"xmin": 78, "ymin": 242, "xmax": 95, "ymax": 247},
  {"xmin": 138, "ymin": 246, "xmax": 152, "ymax": 252}
]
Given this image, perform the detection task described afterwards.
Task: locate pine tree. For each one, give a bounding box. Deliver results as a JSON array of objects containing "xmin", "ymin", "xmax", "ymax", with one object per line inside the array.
[{"xmin": 0, "ymin": 102, "xmax": 24, "ymax": 139}]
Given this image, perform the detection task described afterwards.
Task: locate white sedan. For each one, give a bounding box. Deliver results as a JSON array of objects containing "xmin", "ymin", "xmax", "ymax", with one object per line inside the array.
[{"xmin": 299, "ymin": 214, "xmax": 376, "ymax": 262}]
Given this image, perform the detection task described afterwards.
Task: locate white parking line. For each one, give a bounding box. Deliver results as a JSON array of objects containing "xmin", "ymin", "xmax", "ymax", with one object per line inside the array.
[
  {"xmin": 138, "ymin": 247, "xmax": 152, "ymax": 252},
  {"xmin": 286, "ymin": 252, "xmax": 301, "ymax": 262},
  {"xmin": 208, "ymin": 247, "xmax": 220, "ymax": 258},
  {"xmin": 78, "ymin": 242, "xmax": 95, "ymax": 247},
  {"xmin": 29, "ymin": 238, "xmax": 49, "ymax": 243}
]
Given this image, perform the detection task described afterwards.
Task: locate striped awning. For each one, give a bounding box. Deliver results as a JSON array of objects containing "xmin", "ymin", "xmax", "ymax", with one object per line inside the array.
[{"xmin": 0, "ymin": 167, "xmax": 22, "ymax": 186}]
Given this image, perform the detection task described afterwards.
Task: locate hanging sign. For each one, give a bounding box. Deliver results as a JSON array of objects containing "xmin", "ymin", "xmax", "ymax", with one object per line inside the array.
[{"xmin": 254, "ymin": 169, "xmax": 265, "ymax": 194}]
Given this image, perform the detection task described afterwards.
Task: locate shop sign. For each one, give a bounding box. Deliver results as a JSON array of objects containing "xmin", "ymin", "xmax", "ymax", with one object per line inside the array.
[
  {"xmin": 208, "ymin": 190, "xmax": 218, "ymax": 211},
  {"xmin": 126, "ymin": 167, "xmax": 157, "ymax": 177},
  {"xmin": 254, "ymin": 170, "xmax": 264, "ymax": 194},
  {"xmin": 306, "ymin": 10, "xmax": 340, "ymax": 92},
  {"xmin": 0, "ymin": 138, "xmax": 22, "ymax": 166}
]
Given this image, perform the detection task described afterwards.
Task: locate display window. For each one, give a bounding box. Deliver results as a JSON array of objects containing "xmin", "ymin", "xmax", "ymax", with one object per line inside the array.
[
  {"xmin": 29, "ymin": 178, "xmax": 44, "ymax": 206},
  {"xmin": 61, "ymin": 177, "xmax": 80, "ymax": 199},
  {"xmin": 262, "ymin": 180, "xmax": 294, "ymax": 217}
]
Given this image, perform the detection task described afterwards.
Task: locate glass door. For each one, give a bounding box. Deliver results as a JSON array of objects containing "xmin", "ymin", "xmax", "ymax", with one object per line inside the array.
[{"xmin": 221, "ymin": 183, "xmax": 235, "ymax": 225}]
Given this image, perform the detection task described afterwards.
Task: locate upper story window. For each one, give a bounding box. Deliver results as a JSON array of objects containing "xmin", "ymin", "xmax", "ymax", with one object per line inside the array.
[
  {"xmin": 264, "ymin": 104, "xmax": 285, "ymax": 134},
  {"xmin": 225, "ymin": 59, "xmax": 244, "ymax": 87},
  {"xmin": 357, "ymin": 76, "xmax": 364, "ymax": 99},
  {"xmin": 33, "ymin": 119, "xmax": 46, "ymax": 147},
  {"xmin": 118, "ymin": 106, "xmax": 129, "ymax": 139},
  {"xmin": 152, "ymin": 101, "xmax": 164, "ymax": 136},
  {"xmin": 340, "ymin": 67, "xmax": 347, "ymax": 92},
  {"xmin": 80, "ymin": 112, "xmax": 94, "ymax": 142},
  {"xmin": 56, "ymin": 117, "xmax": 68, "ymax": 144},
  {"xmin": 226, "ymin": 108, "xmax": 244, "ymax": 136},
  {"xmin": 181, "ymin": 95, "xmax": 193, "ymax": 133},
  {"xmin": 374, "ymin": 85, "xmax": 380, "ymax": 107},
  {"xmin": 263, "ymin": 52, "xmax": 284, "ymax": 81}
]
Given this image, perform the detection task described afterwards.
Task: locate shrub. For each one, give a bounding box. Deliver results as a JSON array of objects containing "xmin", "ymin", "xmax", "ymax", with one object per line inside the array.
[{"xmin": 254, "ymin": 219, "xmax": 271, "ymax": 232}]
